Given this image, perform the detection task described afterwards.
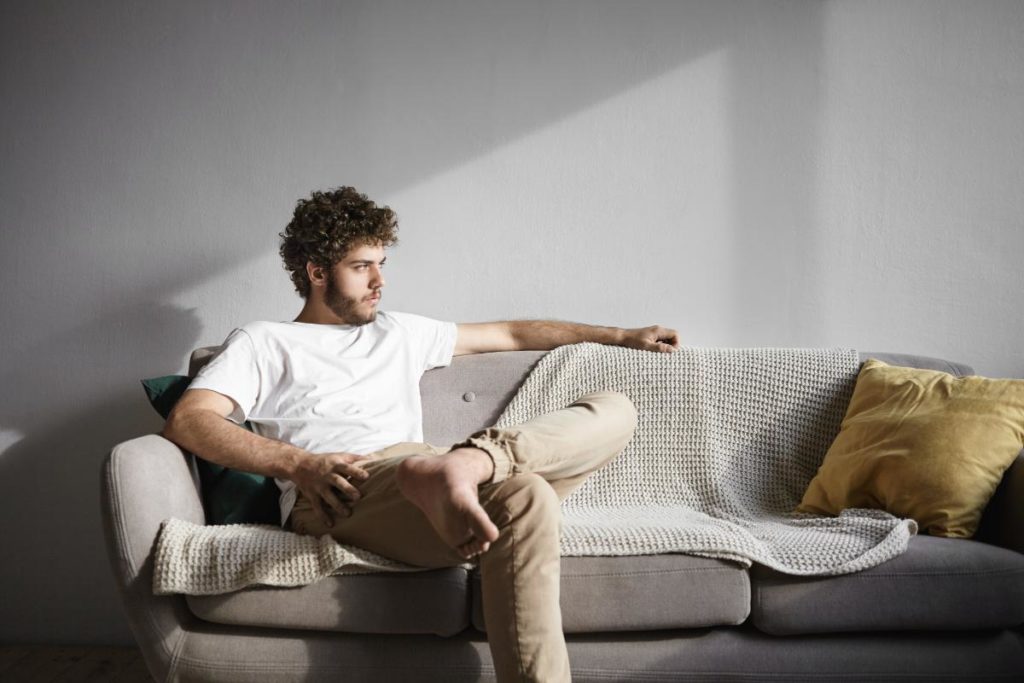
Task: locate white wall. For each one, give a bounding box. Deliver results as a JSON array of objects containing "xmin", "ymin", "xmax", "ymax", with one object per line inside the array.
[{"xmin": 1, "ymin": 0, "xmax": 1021, "ymax": 645}]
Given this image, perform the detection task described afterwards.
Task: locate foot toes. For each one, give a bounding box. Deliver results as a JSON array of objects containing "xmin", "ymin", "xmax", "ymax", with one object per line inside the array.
[{"xmin": 457, "ymin": 537, "xmax": 492, "ymax": 559}]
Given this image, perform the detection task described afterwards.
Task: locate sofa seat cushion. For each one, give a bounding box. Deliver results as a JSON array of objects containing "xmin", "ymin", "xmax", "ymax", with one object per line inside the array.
[
  {"xmin": 471, "ymin": 554, "xmax": 750, "ymax": 633},
  {"xmin": 750, "ymin": 535, "xmax": 1024, "ymax": 635},
  {"xmin": 186, "ymin": 568, "xmax": 470, "ymax": 637}
]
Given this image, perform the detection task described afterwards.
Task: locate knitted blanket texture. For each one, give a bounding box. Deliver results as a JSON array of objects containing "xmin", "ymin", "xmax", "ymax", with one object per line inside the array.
[
  {"xmin": 154, "ymin": 344, "xmax": 917, "ymax": 595},
  {"xmin": 502, "ymin": 344, "xmax": 916, "ymax": 574},
  {"xmin": 153, "ymin": 517, "xmax": 429, "ymax": 595}
]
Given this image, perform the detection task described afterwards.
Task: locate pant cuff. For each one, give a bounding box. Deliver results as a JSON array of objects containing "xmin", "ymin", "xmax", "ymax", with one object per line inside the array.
[{"xmin": 451, "ymin": 429, "xmax": 517, "ymax": 484}]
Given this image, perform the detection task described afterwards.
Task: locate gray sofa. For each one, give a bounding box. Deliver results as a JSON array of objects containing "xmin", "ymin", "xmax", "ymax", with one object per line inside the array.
[{"xmin": 101, "ymin": 350, "xmax": 1024, "ymax": 682}]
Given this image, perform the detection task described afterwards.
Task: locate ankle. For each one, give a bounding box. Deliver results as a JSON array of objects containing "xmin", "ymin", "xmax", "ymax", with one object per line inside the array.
[{"xmin": 450, "ymin": 446, "xmax": 495, "ymax": 485}]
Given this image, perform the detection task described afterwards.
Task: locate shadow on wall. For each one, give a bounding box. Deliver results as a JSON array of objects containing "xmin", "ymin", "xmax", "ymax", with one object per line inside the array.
[
  {"xmin": 0, "ymin": 0, "xmax": 824, "ymax": 645},
  {"xmin": 0, "ymin": 302, "xmax": 201, "ymax": 642}
]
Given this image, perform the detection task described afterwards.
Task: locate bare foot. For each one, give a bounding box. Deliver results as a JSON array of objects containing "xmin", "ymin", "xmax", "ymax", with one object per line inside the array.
[{"xmin": 396, "ymin": 448, "xmax": 500, "ymax": 560}]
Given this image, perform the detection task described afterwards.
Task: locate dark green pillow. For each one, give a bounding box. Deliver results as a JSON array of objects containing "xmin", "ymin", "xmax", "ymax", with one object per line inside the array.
[{"xmin": 141, "ymin": 375, "xmax": 280, "ymax": 526}]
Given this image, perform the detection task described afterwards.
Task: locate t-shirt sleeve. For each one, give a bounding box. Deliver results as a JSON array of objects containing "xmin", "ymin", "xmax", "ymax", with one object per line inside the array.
[
  {"xmin": 424, "ymin": 319, "xmax": 458, "ymax": 370},
  {"xmin": 188, "ymin": 328, "xmax": 260, "ymax": 424},
  {"xmin": 389, "ymin": 312, "xmax": 458, "ymax": 372}
]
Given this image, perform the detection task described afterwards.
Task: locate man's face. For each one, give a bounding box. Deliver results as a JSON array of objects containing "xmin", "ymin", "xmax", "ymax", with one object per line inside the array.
[{"xmin": 322, "ymin": 243, "xmax": 386, "ymax": 326}]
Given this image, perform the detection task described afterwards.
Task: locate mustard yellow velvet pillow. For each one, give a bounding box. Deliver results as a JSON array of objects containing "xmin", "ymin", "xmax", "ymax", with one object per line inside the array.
[{"xmin": 797, "ymin": 359, "xmax": 1024, "ymax": 537}]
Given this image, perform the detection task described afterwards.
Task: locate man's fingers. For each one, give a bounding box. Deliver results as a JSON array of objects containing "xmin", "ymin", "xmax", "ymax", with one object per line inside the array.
[
  {"xmin": 346, "ymin": 468, "xmax": 370, "ymax": 483},
  {"xmin": 310, "ymin": 498, "xmax": 335, "ymax": 528},
  {"xmin": 652, "ymin": 326, "xmax": 680, "ymax": 351},
  {"xmin": 321, "ymin": 486, "xmax": 353, "ymax": 518},
  {"xmin": 628, "ymin": 325, "xmax": 680, "ymax": 353},
  {"xmin": 332, "ymin": 460, "xmax": 370, "ymax": 481},
  {"xmin": 346, "ymin": 463, "xmax": 371, "ymax": 481},
  {"xmin": 653, "ymin": 326, "xmax": 678, "ymax": 342},
  {"xmin": 330, "ymin": 474, "xmax": 362, "ymax": 502}
]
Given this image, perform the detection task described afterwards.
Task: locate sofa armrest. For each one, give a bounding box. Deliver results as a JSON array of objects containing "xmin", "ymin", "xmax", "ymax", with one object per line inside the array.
[
  {"xmin": 100, "ymin": 434, "xmax": 207, "ymax": 680},
  {"xmin": 978, "ymin": 450, "xmax": 1024, "ymax": 554}
]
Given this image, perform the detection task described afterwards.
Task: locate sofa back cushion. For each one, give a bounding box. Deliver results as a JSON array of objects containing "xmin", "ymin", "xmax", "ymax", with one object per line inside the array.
[{"xmin": 420, "ymin": 350, "xmax": 548, "ymax": 445}]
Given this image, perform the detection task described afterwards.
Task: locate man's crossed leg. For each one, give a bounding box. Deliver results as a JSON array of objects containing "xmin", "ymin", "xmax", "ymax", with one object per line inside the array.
[{"xmin": 288, "ymin": 390, "xmax": 638, "ymax": 683}]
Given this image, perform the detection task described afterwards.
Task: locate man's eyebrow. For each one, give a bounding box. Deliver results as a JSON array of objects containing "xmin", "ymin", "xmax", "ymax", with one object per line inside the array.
[{"xmin": 347, "ymin": 256, "xmax": 387, "ymax": 265}]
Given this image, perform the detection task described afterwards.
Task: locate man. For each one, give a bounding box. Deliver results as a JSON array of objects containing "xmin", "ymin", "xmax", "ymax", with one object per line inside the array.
[{"xmin": 163, "ymin": 186, "xmax": 680, "ymax": 683}]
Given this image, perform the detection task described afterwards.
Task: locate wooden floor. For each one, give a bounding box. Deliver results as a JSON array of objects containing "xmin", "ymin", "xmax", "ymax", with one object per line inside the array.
[{"xmin": 0, "ymin": 646, "xmax": 151, "ymax": 682}]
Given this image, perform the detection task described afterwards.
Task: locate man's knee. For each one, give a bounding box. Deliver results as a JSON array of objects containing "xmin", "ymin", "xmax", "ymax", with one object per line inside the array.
[
  {"xmin": 577, "ymin": 390, "xmax": 638, "ymax": 439},
  {"xmin": 486, "ymin": 473, "xmax": 561, "ymax": 528}
]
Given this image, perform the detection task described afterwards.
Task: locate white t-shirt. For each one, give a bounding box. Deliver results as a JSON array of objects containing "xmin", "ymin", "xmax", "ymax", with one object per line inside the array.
[{"xmin": 188, "ymin": 311, "xmax": 458, "ymax": 526}]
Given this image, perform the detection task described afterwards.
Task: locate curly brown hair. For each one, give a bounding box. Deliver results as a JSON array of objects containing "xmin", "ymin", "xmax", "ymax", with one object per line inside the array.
[{"xmin": 279, "ymin": 187, "xmax": 399, "ymax": 298}]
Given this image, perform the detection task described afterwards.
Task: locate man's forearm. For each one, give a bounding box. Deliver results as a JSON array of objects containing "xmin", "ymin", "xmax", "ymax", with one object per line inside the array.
[
  {"xmin": 508, "ymin": 320, "xmax": 626, "ymax": 350},
  {"xmin": 163, "ymin": 409, "xmax": 307, "ymax": 480}
]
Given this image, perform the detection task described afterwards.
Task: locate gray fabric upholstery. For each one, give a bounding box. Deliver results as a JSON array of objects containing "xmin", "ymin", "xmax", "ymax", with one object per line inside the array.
[
  {"xmin": 101, "ymin": 434, "xmax": 207, "ymax": 681},
  {"xmin": 188, "ymin": 347, "xmax": 219, "ymax": 377},
  {"xmin": 751, "ymin": 535, "xmax": 1024, "ymax": 635},
  {"xmin": 564, "ymin": 627, "xmax": 1024, "ymax": 683},
  {"xmin": 186, "ymin": 569, "xmax": 470, "ymax": 636},
  {"xmin": 171, "ymin": 627, "xmax": 494, "ymax": 683},
  {"xmin": 104, "ymin": 348, "xmax": 1024, "ymax": 680},
  {"xmin": 858, "ymin": 351, "xmax": 973, "ymax": 376},
  {"xmin": 420, "ymin": 350, "xmax": 548, "ymax": 446},
  {"xmin": 164, "ymin": 623, "xmax": 1024, "ymax": 682},
  {"xmin": 471, "ymin": 555, "xmax": 750, "ymax": 633}
]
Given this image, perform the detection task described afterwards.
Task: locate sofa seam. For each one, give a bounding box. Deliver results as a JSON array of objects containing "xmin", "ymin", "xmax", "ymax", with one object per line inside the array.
[
  {"xmin": 175, "ymin": 661, "xmax": 493, "ymax": 675},
  {"xmin": 564, "ymin": 566, "xmax": 738, "ymax": 579},
  {"xmin": 752, "ymin": 570, "xmax": 761, "ymax": 621}
]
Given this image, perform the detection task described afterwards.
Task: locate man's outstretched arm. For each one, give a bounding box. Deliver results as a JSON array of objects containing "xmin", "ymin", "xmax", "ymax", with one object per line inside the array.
[{"xmin": 453, "ymin": 320, "xmax": 680, "ymax": 356}]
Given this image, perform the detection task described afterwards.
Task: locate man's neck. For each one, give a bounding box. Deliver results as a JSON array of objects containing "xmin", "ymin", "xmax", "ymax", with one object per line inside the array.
[{"xmin": 293, "ymin": 301, "xmax": 339, "ymax": 325}]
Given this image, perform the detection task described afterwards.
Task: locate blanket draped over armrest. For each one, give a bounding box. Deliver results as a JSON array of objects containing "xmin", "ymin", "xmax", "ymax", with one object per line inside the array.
[
  {"xmin": 153, "ymin": 517, "xmax": 430, "ymax": 596},
  {"xmin": 154, "ymin": 345, "xmax": 917, "ymax": 595}
]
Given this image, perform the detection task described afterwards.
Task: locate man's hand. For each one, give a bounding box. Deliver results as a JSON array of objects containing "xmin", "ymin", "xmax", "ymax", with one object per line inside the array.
[
  {"xmin": 621, "ymin": 325, "xmax": 680, "ymax": 353},
  {"xmin": 290, "ymin": 452, "xmax": 371, "ymax": 527}
]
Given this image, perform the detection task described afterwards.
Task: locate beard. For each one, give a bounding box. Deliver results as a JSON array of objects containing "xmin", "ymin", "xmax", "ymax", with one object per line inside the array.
[{"xmin": 324, "ymin": 270, "xmax": 378, "ymax": 326}]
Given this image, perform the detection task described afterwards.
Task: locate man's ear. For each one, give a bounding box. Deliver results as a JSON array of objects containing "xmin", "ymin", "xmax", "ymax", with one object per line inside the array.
[{"xmin": 306, "ymin": 261, "xmax": 328, "ymax": 289}]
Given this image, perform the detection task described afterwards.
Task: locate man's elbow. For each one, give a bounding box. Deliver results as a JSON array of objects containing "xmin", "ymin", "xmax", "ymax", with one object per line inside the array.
[
  {"xmin": 162, "ymin": 407, "xmax": 185, "ymax": 444},
  {"xmin": 503, "ymin": 322, "xmax": 527, "ymax": 351},
  {"xmin": 163, "ymin": 404, "xmax": 203, "ymax": 447}
]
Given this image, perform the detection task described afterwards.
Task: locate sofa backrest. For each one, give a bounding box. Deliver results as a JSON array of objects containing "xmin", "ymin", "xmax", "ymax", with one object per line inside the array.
[
  {"xmin": 186, "ymin": 345, "xmax": 1024, "ymax": 543},
  {"xmin": 188, "ymin": 346, "xmax": 973, "ymax": 447},
  {"xmin": 420, "ymin": 350, "xmax": 548, "ymax": 445}
]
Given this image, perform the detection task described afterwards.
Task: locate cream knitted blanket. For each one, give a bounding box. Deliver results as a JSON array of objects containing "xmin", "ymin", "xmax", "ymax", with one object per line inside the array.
[
  {"xmin": 154, "ymin": 345, "xmax": 916, "ymax": 595},
  {"xmin": 153, "ymin": 517, "xmax": 434, "ymax": 595},
  {"xmin": 503, "ymin": 344, "xmax": 916, "ymax": 574}
]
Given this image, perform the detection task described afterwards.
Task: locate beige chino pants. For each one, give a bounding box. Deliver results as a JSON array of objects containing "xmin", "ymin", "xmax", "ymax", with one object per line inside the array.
[{"xmin": 287, "ymin": 390, "xmax": 638, "ymax": 683}]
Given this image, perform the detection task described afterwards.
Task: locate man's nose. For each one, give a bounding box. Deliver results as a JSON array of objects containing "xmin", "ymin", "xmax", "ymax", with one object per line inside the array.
[{"xmin": 371, "ymin": 268, "xmax": 385, "ymax": 287}]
